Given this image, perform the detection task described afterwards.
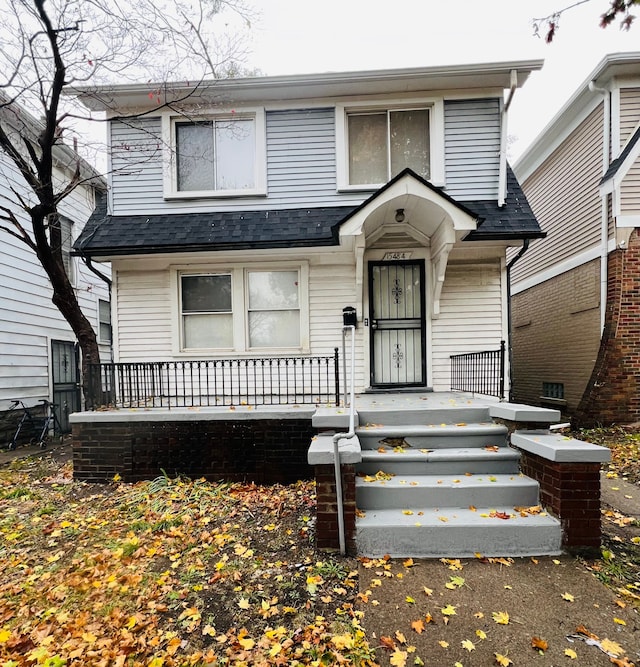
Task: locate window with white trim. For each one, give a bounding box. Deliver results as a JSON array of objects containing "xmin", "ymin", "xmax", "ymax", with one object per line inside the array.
[
  {"xmin": 247, "ymin": 270, "xmax": 300, "ymax": 348},
  {"xmin": 348, "ymin": 108, "xmax": 430, "ymax": 185},
  {"xmin": 98, "ymin": 299, "xmax": 112, "ymax": 344},
  {"xmin": 336, "ymin": 100, "xmax": 444, "ymax": 190},
  {"xmin": 181, "ymin": 274, "xmax": 233, "ymax": 349},
  {"xmin": 178, "ymin": 266, "xmax": 306, "ymax": 352},
  {"xmin": 165, "ymin": 110, "xmax": 266, "ymax": 198}
]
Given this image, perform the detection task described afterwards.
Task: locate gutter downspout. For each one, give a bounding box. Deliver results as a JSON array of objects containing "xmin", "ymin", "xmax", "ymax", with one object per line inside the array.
[
  {"xmin": 332, "ymin": 325, "xmax": 356, "ymax": 555},
  {"xmin": 589, "ymin": 80, "xmax": 610, "ymax": 332},
  {"xmin": 498, "ymin": 69, "xmax": 518, "ymax": 207},
  {"xmin": 506, "ymin": 239, "xmax": 530, "ymax": 402}
]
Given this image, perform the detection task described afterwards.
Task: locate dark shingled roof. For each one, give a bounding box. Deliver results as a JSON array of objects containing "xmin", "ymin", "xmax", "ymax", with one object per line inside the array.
[
  {"xmin": 601, "ymin": 126, "xmax": 640, "ymax": 185},
  {"xmin": 75, "ymin": 165, "xmax": 543, "ymax": 257},
  {"xmin": 463, "ymin": 165, "xmax": 545, "ymax": 241}
]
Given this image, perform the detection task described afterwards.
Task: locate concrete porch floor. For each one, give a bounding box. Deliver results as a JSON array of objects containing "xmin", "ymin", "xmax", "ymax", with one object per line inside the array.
[{"xmin": 353, "ymin": 390, "xmax": 502, "ymax": 412}]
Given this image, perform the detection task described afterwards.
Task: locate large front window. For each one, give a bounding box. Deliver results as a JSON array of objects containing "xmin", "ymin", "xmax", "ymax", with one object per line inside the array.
[
  {"xmin": 347, "ymin": 108, "xmax": 430, "ymax": 185},
  {"xmin": 178, "ymin": 267, "xmax": 305, "ymax": 352}
]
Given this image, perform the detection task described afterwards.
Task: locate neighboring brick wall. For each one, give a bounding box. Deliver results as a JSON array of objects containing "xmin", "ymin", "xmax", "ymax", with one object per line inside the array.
[
  {"xmin": 517, "ymin": 449, "xmax": 602, "ymax": 555},
  {"xmin": 314, "ymin": 464, "xmax": 356, "ymax": 554},
  {"xmin": 575, "ymin": 230, "xmax": 640, "ymax": 426},
  {"xmin": 73, "ymin": 418, "xmax": 315, "ymax": 484},
  {"xmin": 511, "ymin": 260, "xmax": 601, "ymax": 416}
]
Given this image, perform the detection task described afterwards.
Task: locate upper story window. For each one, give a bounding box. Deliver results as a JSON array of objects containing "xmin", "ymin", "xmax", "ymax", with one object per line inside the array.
[
  {"xmin": 336, "ymin": 99, "xmax": 444, "ymax": 190},
  {"xmin": 348, "ymin": 109, "xmax": 430, "ymax": 185},
  {"xmin": 163, "ymin": 109, "xmax": 266, "ymax": 199}
]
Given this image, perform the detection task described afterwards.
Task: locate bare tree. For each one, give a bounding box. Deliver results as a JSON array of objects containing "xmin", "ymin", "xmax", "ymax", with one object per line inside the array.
[
  {"xmin": 0, "ymin": 0, "xmax": 252, "ymax": 404},
  {"xmin": 533, "ymin": 0, "xmax": 638, "ymax": 41}
]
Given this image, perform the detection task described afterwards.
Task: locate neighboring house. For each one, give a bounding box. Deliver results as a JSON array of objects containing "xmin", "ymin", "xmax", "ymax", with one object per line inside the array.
[
  {"xmin": 512, "ymin": 52, "xmax": 640, "ymax": 426},
  {"xmin": 71, "ymin": 60, "xmax": 545, "ymax": 396},
  {"xmin": 0, "ymin": 101, "xmax": 111, "ymax": 442}
]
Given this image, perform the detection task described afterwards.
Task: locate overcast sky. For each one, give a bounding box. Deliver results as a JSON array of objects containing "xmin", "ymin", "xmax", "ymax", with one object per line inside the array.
[{"xmin": 244, "ymin": 0, "xmax": 640, "ymax": 160}]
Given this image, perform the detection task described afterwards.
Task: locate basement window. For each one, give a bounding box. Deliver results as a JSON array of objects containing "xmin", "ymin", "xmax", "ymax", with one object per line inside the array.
[{"xmin": 542, "ymin": 382, "xmax": 564, "ymax": 400}]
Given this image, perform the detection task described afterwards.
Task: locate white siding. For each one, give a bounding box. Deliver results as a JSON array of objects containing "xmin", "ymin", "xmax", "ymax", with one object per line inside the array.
[
  {"xmin": 0, "ymin": 149, "xmax": 111, "ymax": 411},
  {"xmin": 444, "ymin": 99, "xmax": 501, "ymax": 201},
  {"xmin": 308, "ymin": 261, "xmax": 365, "ymax": 391},
  {"xmin": 431, "ymin": 262, "xmax": 503, "ymax": 391},
  {"xmin": 115, "ymin": 268, "xmax": 173, "ymax": 361},
  {"xmin": 113, "ymin": 256, "xmax": 367, "ymax": 388}
]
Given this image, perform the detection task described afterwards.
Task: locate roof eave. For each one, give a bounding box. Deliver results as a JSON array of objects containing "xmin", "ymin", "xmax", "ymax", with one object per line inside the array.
[{"xmin": 66, "ymin": 59, "xmax": 544, "ymax": 112}]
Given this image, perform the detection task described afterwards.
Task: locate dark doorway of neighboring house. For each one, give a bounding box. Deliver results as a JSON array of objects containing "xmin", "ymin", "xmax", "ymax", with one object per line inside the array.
[
  {"xmin": 368, "ymin": 260, "xmax": 426, "ymax": 387},
  {"xmin": 51, "ymin": 340, "xmax": 80, "ymax": 433}
]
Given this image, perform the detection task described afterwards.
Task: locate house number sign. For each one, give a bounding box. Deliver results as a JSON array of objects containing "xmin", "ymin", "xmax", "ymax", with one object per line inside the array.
[{"xmin": 382, "ymin": 251, "xmax": 412, "ymax": 260}]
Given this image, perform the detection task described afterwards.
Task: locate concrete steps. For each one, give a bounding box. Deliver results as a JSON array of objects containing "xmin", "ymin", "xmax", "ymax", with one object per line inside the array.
[
  {"xmin": 356, "ymin": 506, "xmax": 562, "ymax": 558},
  {"xmin": 357, "ymin": 422, "xmax": 508, "ymax": 450},
  {"xmin": 353, "ymin": 403, "xmax": 562, "ymax": 558},
  {"xmin": 356, "ymin": 473, "xmax": 540, "ymax": 509},
  {"xmin": 358, "ymin": 447, "xmax": 521, "ymax": 475}
]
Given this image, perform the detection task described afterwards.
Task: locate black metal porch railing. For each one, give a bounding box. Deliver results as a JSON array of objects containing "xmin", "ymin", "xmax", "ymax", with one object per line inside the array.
[
  {"xmin": 88, "ymin": 350, "xmax": 340, "ymax": 409},
  {"xmin": 450, "ymin": 340, "xmax": 505, "ymax": 399}
]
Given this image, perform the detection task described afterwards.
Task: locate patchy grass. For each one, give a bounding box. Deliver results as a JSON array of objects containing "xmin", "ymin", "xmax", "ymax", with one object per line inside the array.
[
  {"xmin": 576, "ymin": 425, "xmax": 640, "ymax": 485},
  {"xmin": 574, "ymin": 426, "xmax": 640, "ymax": 610},
  {"xmin": 0, "ymin": 457, "xmax": 375, "ymax": 666}
]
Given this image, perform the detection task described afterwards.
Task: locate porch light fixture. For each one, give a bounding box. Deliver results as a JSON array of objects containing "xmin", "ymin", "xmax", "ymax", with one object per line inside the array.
[{"xmin": 395, "ymin": 208, "xmax": 405, "ymax": 223}]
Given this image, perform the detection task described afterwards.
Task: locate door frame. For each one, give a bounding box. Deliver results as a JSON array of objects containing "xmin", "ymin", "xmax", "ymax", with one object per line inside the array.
[{"xmin": 368, "ymin": 259, "xmax": 427, "ymax": 388}]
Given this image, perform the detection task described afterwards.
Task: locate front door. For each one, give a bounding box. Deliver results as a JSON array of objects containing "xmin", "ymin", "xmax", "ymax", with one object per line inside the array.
[
  {"xmin": 369, "ymin": 261, "xmax": 426, "ymax": 387},
  {"xmin": 51, "ymin": 340, "xmax": 80, "ymax": 433}
]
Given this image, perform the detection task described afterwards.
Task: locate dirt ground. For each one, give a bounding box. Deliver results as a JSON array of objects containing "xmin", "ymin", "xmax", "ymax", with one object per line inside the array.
[{"xmin": 1, "ymin": 433, "xmax": 638, "ymax": 666}]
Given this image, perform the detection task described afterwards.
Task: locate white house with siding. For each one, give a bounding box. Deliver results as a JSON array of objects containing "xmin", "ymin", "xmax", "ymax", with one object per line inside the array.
[
  {"xmin": 70, "ymin": 61, "xmax": 545, "ymax": 398},
  {"xmin": 65, "ymin": 62, "xmax": 619, "ymax": 559},
  {"xmin": 0, "ymin": 102, "xmax": 110, "ymax": 439}
]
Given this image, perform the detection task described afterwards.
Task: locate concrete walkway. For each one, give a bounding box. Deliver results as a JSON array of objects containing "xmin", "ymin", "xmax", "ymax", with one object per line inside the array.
[{"xmin": 359, "ymin": 474, "xmax": 640, "ymax": 666}]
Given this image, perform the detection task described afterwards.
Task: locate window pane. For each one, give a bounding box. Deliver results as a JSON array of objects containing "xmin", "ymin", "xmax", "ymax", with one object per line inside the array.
[
  {"xmin": 390, "ymin": 109, "xmax": 430, "ymax": 179},
  {"xmin": 182, "ymin": 275, "xmax": 231, "ymax": 313},
  {"xmin": 99, "ymin": 299, "xmax": 110, "ymax": 322},
  {"xmin": 249, "ymin": 311, "xmax": 300, "ymax": 347},
  {"xmin": 215, "ymin": 119, "xmax": 255, "ymax": 190},
  {"xmin": 99, "ymin": 322, "xmax": 112, "ymax": 343},
  {"xmin": 248, "ymin": 271, "xmax": 299, "ymax": 309},
  {"xmin": 98, "ymin": 299, "xmax": 111, "ymax": 343},
  {"xmin": 60, "ymin": 217, "xmax": 74, "ymax": 282},
  {"xmin": 184, "ymin": 314, "xmax": 233, "ymax": 348},
  {"xmin": 348, "ymin": 113, "xmax": 387, "ymax": 185},
  {"xmin": 176, "ymin": 123, "xmax": 215, "ymax": 191}
]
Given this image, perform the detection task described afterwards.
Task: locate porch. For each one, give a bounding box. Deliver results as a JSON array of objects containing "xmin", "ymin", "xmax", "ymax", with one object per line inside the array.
[{"xmin": 71, "ymin": 380, "xmax": 610, "ymax": 558}]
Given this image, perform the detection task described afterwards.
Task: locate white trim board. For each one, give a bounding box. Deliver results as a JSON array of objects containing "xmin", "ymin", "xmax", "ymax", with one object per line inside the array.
[{"xmin": 510, "ymin": 244, "xmax": 605, "ymax": 295}]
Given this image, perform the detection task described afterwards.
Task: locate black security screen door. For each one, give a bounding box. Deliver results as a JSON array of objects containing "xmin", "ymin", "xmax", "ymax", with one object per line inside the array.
[
  {"xmin": 51, "ymin": 340, "xmax": 80, "ymax": 433},
  {"xmin": 369, "ymin": 261, "xmax": 426, "ymax": 387}
]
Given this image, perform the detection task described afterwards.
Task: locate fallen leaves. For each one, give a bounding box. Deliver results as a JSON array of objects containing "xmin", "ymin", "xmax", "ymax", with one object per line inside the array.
[
  {"xmin": 492, "ymin": 611, "xmax": 510, "ymax": 625},
  {"xmin": 0, "ymin": 467, "xmax": 374, "ymax": 666}
]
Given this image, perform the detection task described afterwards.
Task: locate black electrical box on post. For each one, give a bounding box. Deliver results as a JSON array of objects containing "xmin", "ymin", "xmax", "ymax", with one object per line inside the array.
[{"xmin": 342, "ymin": 306, "xmax": 357, "ymax": 328}]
